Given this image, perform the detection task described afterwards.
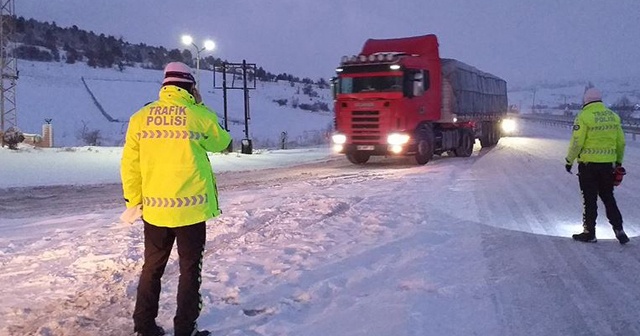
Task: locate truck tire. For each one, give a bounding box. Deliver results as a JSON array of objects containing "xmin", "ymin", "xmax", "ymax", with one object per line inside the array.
[
  {"xmin": 414, "ymin": 126, "xmax": 434, "ymax": 165},
  {"xmin": 492, "ymin": 122, "xmax": 501, "ymax": 145},
  {"xmin": 454, "ymin": 128, "xmax": 474, "ymax": 157},
  {"xmin": 346, "ymin": 151, "xmax": 370, "ymax": 164},
  {"xmin": 480, "ymin": 121, "xmax": 495, "ymax": 148}
]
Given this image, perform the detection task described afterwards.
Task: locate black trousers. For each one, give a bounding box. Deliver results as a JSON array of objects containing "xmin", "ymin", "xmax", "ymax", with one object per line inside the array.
[
  {"xmin": 578, "ymin": 162, "xmax": 623, "ymax": 232},
  {"xmin": 133, "ymin": 220, "xmax": 206, "ymax": 335}
]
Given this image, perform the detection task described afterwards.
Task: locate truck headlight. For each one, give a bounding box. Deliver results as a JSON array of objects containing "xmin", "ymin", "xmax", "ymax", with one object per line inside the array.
[
  {"xmin": 501, "ymin": 119, "xmax": 517, "ymax": 134},
  {"xmin": 332, "ymin": 133, "xmax": 347, "ymax": 144},
  {"xmin": 387, "ymin": 133, "xmax": 410, "ymax": 145}
]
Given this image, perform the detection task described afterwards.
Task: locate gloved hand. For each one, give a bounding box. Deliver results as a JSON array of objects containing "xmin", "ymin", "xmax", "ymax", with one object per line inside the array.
[
  {"xmin": 565, "ymin": 158, "xmax": 573, "ymax": 174},
  {"xmin": 565, "ymin": 164, "xmax": 572, "ymax": 174},
  {"xmin": 614, "ymin": 164, "xmax": 626, "ymax": 186},
  {"xmin": 564, "ymin": 158, "xmax": 573, "ymax": 174}
]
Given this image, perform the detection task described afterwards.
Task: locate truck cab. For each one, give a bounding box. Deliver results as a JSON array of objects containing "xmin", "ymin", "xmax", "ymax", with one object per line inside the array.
[{"xmin": 332, "ymin": 34, "xmax": 509, "ymax": 165}]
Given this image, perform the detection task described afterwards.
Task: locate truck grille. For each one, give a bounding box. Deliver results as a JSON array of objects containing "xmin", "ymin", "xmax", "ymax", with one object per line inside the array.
[{"xmin": 351, "ymin": 110, "xmax": 381, "ymax": 143}]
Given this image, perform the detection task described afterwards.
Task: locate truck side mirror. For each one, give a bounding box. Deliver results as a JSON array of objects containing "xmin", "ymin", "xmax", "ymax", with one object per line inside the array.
[
  {"xmin": 330, "ymin": 77, "xmax": 338, "ymax": 99},
  {"xmin": 412, "ymin": 71, "xmax": 425, "ymax": 97},
  {"xmin": 403, "ymin": 74, "xmax": 414, "ymax": 98}
]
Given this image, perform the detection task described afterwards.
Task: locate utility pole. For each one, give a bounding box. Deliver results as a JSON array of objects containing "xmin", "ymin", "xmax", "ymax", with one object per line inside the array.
[
  {"xmin": 531, "ymin": 88, "xmax": 537, "ymax": 114},
  {"xmin": 0, "ymin": 0, "xmax": 18, "ymax": 147},
  {"xmin": 241, "ymin": 60, "xmax": 250, "ymax": 148},
  {"xmin": 213, "ymin": 60, "xmax": 257, "ymax": 154}
]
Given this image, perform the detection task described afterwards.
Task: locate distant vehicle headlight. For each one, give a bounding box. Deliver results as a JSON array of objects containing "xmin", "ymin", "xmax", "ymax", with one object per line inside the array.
[
  {"xmin": 332, "ymin": 133, "xmax": 347, "ymax": 144},
  {"xmin": 387, "ymin": 133, "xmax": 410, "ymax": 145},
  {"xmin": 501, "ymin": 119, "xmax": 517, "ymax": 134}
]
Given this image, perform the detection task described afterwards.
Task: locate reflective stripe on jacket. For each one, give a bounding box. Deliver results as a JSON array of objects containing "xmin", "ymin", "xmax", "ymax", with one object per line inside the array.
[
  {"xmin": 565, "ymin": 102, "xmax": 625, "ymax": 165},
  {"xmin": 121, "ymin": 85, "xmax": 231, "ymax": 227}
]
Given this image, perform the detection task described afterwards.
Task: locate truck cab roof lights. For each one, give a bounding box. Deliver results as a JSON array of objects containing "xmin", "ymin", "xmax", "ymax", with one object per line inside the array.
[
  {"xmin": 340, "ymin": 53, "xmax": 397, "ymax": 64},
  {"xmin": 371, "ymin": 52, "xmax": 404, "ymax": 59},
  {"xmin": 336, "ymin": 68, "xmax": 344, "ymax": 73}
]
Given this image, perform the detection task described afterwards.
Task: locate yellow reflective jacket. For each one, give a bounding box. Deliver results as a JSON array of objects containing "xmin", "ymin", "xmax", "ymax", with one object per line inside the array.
[
  {"xmin": 566, "ymin": 102, "xmax": 625, "ymax": 164},
  {"xmin": 121, "ymin": 85, "xmax": 231, "ymax": 227}
]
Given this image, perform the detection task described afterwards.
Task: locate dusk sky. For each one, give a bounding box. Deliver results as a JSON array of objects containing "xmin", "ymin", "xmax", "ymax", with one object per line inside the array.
[{"xmin": 17, "ymin": 0, "xmax": 640, "ymax": 87}]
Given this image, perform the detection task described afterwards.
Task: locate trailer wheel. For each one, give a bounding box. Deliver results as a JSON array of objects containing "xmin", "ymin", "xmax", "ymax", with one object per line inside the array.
[
  {"xmin": 481, "ymin": 121, "xmax": 501, "ymax": 147},
  {"xmin": 480, "ymin": 122, "xmax": 495, "ymax": 148},
  {"xmin": 346, "ymin": 151, "xmax": 370, "ymax": 164},
  {"xmin": 414, "ymin": 126, "xmax": 434, "ymax": 165},
  {"xmin": 492, "ymin": 122, "xmax": 501, "ymax": 145},
  {"xmin": 454, "ymin": 128, "xmax": 474, "ymax": 157}
]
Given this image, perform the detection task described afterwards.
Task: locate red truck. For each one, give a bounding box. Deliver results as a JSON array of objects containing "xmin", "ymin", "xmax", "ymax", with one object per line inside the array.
[{"xmin": 331, "ymin": 34, "xmax": 514, "ymax": 165}]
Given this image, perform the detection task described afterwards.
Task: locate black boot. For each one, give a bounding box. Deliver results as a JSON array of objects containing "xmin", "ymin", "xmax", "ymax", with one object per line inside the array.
[
  {"xmin": 614, "ymin": 229, "xmax": 630, "ymax": 245},
  {"xmin": 176, "ymin": 329, "xmax": 210, "ymax": 336},
  {"xmin": 135, "ymin": 325, "xmax": 165, "ymax": 336},
  {"xmin": 572, "ymin": 229, "xmax": 597, "ymax": 243},
  {"xmin": 175, "ymin": 324, "xmax": 211, "ymax": 336}
]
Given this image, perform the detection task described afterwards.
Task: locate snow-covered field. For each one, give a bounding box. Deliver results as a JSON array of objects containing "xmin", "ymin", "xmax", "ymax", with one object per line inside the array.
[
  {"xmin": 1, "ymin": 121, "xmax": 640, "ymax": 336},
  {"xmin": 16, "ymin": 61, "xmax": 334, "ymax": 148}
]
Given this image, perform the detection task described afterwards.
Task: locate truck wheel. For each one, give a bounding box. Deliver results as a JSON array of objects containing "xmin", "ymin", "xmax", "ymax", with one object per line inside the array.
[
  {"xmin": 480, "ymin": 122, "xmax": 495, "ymax": 148},
  {"xmin": 414, "ymin": 126, "xmax": 434, "ymax": 165},
  {"xmin": 346, "ymin": 151, "xmax": 370, "ymax": 164},
  {"xmin": 454, "ymin": 129, "xmax": 474, "ymax": 157},
  {"xmin": 492, "ymin": 122, "xmax": 501, "ymax": 145}
]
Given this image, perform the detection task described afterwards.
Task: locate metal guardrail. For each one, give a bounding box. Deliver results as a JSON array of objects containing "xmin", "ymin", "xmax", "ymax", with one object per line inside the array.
[{"xmin": 513, "ymin": 113, "xmax": 640, "ymax": 139}]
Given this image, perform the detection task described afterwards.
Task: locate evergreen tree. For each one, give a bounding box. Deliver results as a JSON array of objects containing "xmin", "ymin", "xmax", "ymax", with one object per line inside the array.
[
  {"xmin": 168, "ymin": 49, "xmax": 184, "ymax": 62},
  {"xmin": 181, "ymin": 49, "xmax": 193, "ymax": 67}
]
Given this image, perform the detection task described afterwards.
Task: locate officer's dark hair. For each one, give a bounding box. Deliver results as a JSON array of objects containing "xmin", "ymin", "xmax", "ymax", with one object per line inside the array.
[{"xmin": 162, "ymin": 81, "xmax": 194, "ymax": 94}]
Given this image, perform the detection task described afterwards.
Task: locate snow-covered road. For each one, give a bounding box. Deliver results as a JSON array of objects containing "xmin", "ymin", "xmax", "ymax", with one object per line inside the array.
[{"xmin": 1, "ymin": 122, "xmax": 640, "ymax": 336}]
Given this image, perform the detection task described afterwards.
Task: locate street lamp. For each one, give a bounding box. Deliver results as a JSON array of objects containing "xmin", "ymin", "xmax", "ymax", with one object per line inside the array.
[{"xmin": 181, "ymin": 34, "xmax": 215, "ymax": 89}]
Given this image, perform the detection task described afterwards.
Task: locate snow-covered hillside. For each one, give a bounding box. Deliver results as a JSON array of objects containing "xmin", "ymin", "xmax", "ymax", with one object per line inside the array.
[
  {"xmin": 15, "ymin": 60, "xmax": 640, "ymax": 149},
  {"xmin": 508, "ymin": 78, "xmax": 640, "ymax": 114},
  {"xmin": 16, "ymin": 61, "xmax": 334, "ymax": 148}
]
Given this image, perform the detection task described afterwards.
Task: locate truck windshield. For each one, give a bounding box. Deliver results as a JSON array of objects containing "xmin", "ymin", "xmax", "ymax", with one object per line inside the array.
[{"xmin": 339, "ymin": 76, "xmax": 402, "ymax": 94}]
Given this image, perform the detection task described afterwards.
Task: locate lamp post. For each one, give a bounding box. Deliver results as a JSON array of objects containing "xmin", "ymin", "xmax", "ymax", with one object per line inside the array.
[{"xmin": 181, "ymin": 35, "xmax": 215, "ymax": 90}]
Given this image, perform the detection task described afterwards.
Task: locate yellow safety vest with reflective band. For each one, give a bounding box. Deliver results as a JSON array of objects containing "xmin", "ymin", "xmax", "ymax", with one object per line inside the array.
[
  {"xmin": 565, "ymin": 102, "xmax": 625, "ymax": 164},
  {"xmin": 121, "ymin": 85, "xmax": 231, "ymax": 227}
]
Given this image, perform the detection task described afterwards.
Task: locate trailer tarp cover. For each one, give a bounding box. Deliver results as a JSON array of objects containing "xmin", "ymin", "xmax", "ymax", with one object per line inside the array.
[{"xmin": 441, "ymin": 58, "xmax": 508, "ymax": 116}]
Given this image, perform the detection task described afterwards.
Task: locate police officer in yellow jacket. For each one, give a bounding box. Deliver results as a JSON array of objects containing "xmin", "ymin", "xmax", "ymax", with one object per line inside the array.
[
  {"xmin": 565, "ymin": 87, "xmax": 628, "ymax": 244},
  {"xmin": 121, "ymin": 62, "xmax": 231, "ymax": 336}
]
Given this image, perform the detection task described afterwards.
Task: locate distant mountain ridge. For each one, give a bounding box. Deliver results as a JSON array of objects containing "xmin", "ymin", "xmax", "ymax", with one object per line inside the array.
[
  {"xmin": 509, "ymin": 76, "xmax": 640, "ymax": 93},
  {"xmin": 508, "ymin": 78, "xmax": 640, "ymax": 118},
  {"xmin": 6, "ymin": 16, "xmax": 329, "ymax": 86}
]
